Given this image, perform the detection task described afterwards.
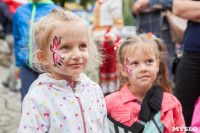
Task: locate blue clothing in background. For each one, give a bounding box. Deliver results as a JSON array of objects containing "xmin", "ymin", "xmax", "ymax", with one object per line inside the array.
[
  {"xmin": 184, "ymin": 21, "xmax": 200, "ymax": 52},
  {"xmin": 13, "ymin": 1, "xmax": 57, "ymax": 68},
  {"xmin": 13, "ymin": 0, "xmax": 57, "ymax": 100},
  {"xmin": 20, "ymin": 65, "xmax": 39, "ymax": 101}
]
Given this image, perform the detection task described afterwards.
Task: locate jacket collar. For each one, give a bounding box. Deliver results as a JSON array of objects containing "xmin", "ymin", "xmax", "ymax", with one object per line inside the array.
[
  {"xmin": 120, "ymin": 84, "xmax": 140, "ymax": 104},
  {"xmin": 161, "ymin": 93, "xmax": 179, "ymax": 112},
  {"xmin": 30, "ymin": 73, "xmax": 90, "ymax": 95}
]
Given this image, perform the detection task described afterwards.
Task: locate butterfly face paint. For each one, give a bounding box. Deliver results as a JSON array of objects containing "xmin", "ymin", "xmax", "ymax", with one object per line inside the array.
[
  {"xmin": 50, "ymin": 36, "xmax": 65, "ymax": 67},
  {"xmin": 125, "ymin": 58, "xmax": 136, "ymax": 79}
]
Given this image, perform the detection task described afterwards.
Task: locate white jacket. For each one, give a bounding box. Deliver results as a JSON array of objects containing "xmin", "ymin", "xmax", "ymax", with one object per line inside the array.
[{"xmin": 18, "ymin": 73, "xmax": 109, "ymax": 133}]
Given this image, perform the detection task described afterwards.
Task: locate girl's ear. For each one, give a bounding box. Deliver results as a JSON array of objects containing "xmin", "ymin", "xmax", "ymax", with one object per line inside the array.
[
  {"xmin": 35, "ymin": 50, "xmax": 49, "ymax": 66},
  {"xmin": 119, "ymin": 64, "xmax": 128, "ymax": 77}
]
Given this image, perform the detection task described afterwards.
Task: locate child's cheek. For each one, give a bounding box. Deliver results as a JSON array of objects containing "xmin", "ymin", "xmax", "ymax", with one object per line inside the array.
[{"xmin": 125, "ymin": 58, "xmax": 137, "ymax": 79}]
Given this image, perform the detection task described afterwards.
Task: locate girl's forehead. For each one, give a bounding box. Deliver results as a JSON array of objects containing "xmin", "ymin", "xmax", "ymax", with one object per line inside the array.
[
  {"xmin": 123, "ymin": 43, "xmax": 158, "ymax": 58},
  {"xmin": 48, "ymin": 22, "xmax": 88, "ymax": 43},
  {"xmin": 52, "ymin": 22, "xmax": 87, "ymax": 34}
]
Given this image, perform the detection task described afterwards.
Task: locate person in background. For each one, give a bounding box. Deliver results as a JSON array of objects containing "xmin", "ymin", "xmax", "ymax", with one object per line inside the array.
[
  {"xmin": 173, "ymin": 0, "xmax": 200, "ymax": 127},
  {"xmin": 132, "ymin": 0, "xmax": 175, "ymax": 84},
  {"xmin": 91, "ymin": 0, "xmax": 124, "ymax": 95},
  {"xmin": 0, "ymin": 0, "xmax": 15, "ymax": 51},
  {"xmin": 105, "ymin": 33, "xmax": 185, "ymax": 133},
  {"xmin": 13, "ymin": 0, "xmax": 57, "ymax": 100},
  {"xmin": 0, "ymin": 0, "xmax": 24, "ymax": 92},
  {"xmin": 18, "ymin": 8, "xmax": 109, "ymax": 133},
  {"xmin": 2, "ymin": 0, "xmax": 27, "ymax": 13}
]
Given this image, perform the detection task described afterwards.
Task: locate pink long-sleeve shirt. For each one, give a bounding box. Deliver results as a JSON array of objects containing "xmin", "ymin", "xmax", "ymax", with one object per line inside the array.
[
  {"xmin": 191, "ymin": 97, "xmax": 200, "ymax": 133},
  {"xmin": 105, "ymin": 85, "xmax": 186, "ymax": 133}
]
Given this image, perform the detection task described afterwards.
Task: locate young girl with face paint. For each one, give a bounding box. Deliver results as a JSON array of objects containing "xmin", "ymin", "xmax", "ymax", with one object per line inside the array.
[
  {"xmin": 105, "ymin": 34, "xmax": 185, "ymax": 133},
  {"xmin": 17, "ymin": 8, "xmax": 109, "ymax": 133}
]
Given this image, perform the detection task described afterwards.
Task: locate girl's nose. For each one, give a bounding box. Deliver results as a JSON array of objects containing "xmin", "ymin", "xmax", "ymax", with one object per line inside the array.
[
  {"xmin": 140, "ymin": 63, "xmax": 147, "ymax": 72},
  {"xmin": 71, "ymin": 48, "xmax": 81, "ymax": 60}
]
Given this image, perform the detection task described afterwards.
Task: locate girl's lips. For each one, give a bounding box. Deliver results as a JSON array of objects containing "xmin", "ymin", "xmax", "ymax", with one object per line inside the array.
[
  {"xmin": 68, "ymin": 63, "xmax": 82, "ymax": 66},
  {"xmin": 139, "ymin": 75, "xmax": 149, "ymax": 79},
  {"xmin": 68, "ymin": 63, "xmax": 83, "ymax": 68}
]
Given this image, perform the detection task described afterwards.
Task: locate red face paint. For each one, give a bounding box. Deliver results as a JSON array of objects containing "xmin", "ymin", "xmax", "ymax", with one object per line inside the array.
[
  {"xmin": 50, "ymin": 36, "xmax": 65, "ymax": 67},
  {"xmin": 125, "ymin": 58, "xmax": 136, "ymax": 79}
]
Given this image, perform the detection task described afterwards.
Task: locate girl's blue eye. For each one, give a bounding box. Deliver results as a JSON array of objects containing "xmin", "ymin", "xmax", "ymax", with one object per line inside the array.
[
  {"xmin": 80, "ymin": 44, "xmax": 87, "ymax": 49},
  {"xmin": 147, "ymin": 60, "xmax": 153, "ymax": 64},
  {"xmin": 62, "ymin": 46, "xmax": 69, "ymax": 50},
  {"xmin": 131, "ymin": 62, "xmax": 137, "ymax": 66}
]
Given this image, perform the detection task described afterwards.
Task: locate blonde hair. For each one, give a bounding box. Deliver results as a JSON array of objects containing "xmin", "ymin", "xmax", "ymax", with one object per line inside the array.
[
  {"xmin": 32, "ymin": 8, "xmax": 102, "ymax": 72},
  {"xmin": 118, "ymin": 34, "xmax": 172, "ymax": 93}
]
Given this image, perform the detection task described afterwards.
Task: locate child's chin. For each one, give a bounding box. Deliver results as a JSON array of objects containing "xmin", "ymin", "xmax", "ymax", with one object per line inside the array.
[{"xmin": 71, "ymin": 71, "xmax": 82, "ymax": 76}]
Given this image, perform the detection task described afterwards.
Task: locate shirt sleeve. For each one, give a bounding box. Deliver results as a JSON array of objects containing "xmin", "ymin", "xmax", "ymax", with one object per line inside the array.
[
  {"xmin": 173, "ymin": 100, "xmax": 186, "ymax": 133},
  {"xmin": 102, "ymin": 95, "xmax": 109, "ymax": 133},
  {"xmin": 13, "ymin": 10, "xmax": 22, "ymax": 67},
  {"xmin": 94, "ymin": 83, "xmax": 109, "ymax": 133},
  {"xmin": 161, "ymin": 93, "xmax": 186, "ymax": 133},
  {"xmin": 17, "ymin": 91, "xmax": 49, "ymax": 133},
  {"xmin": 191, "ymin": 97, "xmax": 200, "ymax": 133}
]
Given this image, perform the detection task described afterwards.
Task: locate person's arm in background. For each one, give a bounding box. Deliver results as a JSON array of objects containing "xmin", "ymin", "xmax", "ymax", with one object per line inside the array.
[
  {"xmin": 13, "ymin": 10, "xmax": 21, "ymax": 79},
  {"xmin": 132, "ymin": 0, "xmax": 172, "ymax": 15},
  {"xmin": 173, "ymin": 0, "xmax": 200, "ymax": 22}
]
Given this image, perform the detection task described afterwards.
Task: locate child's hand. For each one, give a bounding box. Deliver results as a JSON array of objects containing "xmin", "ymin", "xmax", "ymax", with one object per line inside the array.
[{"xmin": 15, "ymin": 67, "xmax": 20, "ymax": 79}]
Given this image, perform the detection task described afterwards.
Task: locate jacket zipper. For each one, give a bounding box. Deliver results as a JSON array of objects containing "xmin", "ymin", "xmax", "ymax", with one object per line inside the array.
[
  {"xmin": 68, "ymin": 81, "xmax": 86, "ymax": 133},
  {"xmin": 76, "ymin": 97, "xmax": 86, "ymax": 133}
]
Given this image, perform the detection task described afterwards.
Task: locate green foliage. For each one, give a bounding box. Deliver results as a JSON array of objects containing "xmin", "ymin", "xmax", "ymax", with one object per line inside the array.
[
  {"xmin": 80, "ymin": 0, "xmax": 96, "ymax": 6},
  {"xmin": 122, "ymin": 0, "xmax": 135, "ymax": 26}
]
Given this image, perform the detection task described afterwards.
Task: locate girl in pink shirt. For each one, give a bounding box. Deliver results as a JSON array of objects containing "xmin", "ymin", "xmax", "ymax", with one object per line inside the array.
[{"xmin": 105, "ymin": 33, "xmax": 185, "ymax": 133}]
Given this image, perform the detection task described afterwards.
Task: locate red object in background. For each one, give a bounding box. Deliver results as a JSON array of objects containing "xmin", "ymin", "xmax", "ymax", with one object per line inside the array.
[
  {"xmin": 100, "ymin": 31, "xmax": 120, "ymax": 83},
  {"xmin": 2, "ymin": 0, "xmax": 24, "ymax": 14}
]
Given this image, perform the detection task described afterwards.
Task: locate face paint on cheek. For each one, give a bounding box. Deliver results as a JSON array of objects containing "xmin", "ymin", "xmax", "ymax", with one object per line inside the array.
[
  {"xmin": 50, "ymin": 51, "xmax": 68, "ymax": 74},
  {"xmin": 50, "ymin": 36, "xmax": 65, "ymax": 67},
  {"xmin": 125, "ymin": 58, "xmax": 136, "ymax": 79}
]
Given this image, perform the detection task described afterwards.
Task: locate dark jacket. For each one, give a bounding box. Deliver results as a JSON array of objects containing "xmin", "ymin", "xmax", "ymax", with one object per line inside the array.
[{"xmin": 0, "ymin": 1, "xmax": 13, "ymax": 35}]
